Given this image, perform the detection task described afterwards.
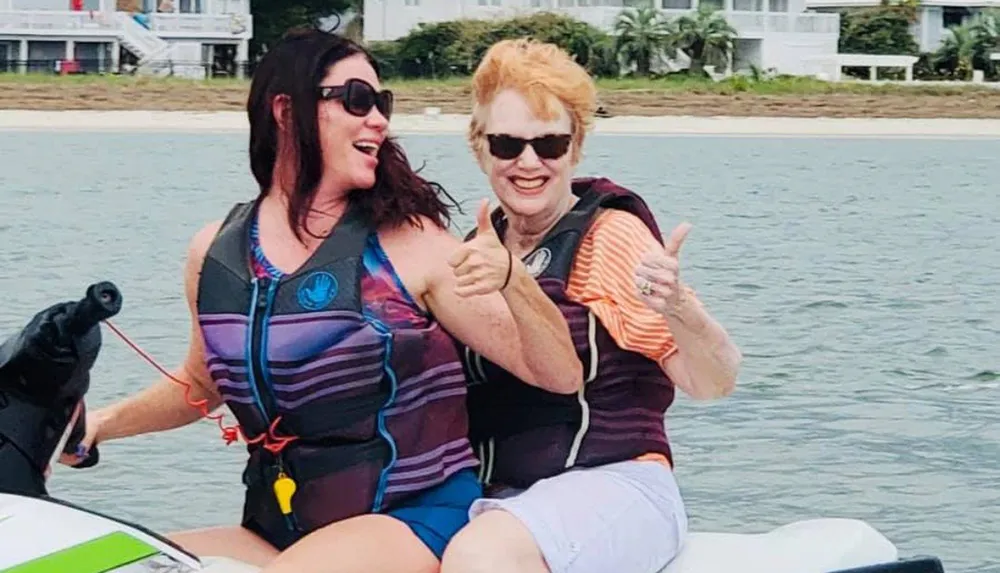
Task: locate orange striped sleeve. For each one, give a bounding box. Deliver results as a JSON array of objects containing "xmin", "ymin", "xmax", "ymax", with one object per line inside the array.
[{"xmin": 565, "ymin": 209, "xmax": 695, "ymax": 365}]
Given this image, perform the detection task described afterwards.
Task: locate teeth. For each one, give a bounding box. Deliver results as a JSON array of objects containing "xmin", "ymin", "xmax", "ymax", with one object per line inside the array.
[
  {"xmin": 353, "ymin": 141, "xmax": 379, "ymax": 155},
  {"xmin": 512, "ymin": 177, "xmax": 546, "ymax": 190}
]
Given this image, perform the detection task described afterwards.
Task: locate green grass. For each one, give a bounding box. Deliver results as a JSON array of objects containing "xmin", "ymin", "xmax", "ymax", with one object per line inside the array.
[
  {"xmin": 384, "ymin": 74, "xmax": 998, "ymax": 95},
  {"xmin": 0, "ymin": 71, "xmax": 231, "ymax": 84},
  {"xmin": 592, "ymin": 74, "xmax": 998, "ymax": 96},
  {"xmin": 1, "ymin": 70, "xmax": 995, "ymax": 97}
]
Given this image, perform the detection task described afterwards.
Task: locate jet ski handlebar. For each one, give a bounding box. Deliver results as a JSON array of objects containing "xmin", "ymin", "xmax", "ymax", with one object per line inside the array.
[
  {"xmin": 0, "ymin": 280, "xmax": 123, "ymax": 496},
  {"xmin": 65, "ymin": 281, "xmax": 123, "ymax": 339}
]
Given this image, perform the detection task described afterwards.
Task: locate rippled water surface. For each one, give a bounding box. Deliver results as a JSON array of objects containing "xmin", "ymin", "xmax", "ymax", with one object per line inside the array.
[{"xmin": 1, "ymin": 131, "xmax": 997, "ymax": 572}]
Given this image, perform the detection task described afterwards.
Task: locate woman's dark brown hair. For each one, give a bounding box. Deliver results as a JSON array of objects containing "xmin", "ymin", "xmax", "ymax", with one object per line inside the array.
[{"xmin": 247, "ymin": 27, "xmax": 454, "ymax": 242}]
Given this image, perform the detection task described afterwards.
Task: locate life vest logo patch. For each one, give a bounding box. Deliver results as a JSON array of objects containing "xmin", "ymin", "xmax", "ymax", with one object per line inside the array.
[
  {"xmin": 523, "ymin": 247, "xmax": 552, "ymax": 278},
  {"xmin": 298, "ymin": 271, "xmax": 339, "ymax": 310}
]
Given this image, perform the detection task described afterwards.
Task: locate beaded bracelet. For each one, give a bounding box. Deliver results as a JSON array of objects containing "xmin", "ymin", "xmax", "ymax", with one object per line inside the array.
[{"xmin": 500, "ymin": 249, "xmax": 513, "ymax": 290}]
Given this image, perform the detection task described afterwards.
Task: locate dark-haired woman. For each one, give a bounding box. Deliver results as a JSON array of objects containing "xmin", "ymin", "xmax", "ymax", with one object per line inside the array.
[{"xmin": 59, "ymin": 29, "xmax": 582, "ymax": 573}]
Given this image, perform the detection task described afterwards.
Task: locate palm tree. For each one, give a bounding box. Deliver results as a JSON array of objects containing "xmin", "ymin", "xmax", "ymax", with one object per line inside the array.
[
  {"xmin": 934, "ymin": 9, "xmax": 1000, "ymax": 79},
  {"xmin": 939, "ymin": 23, "xmax": 977, "ymax": 79},
  {"xmin": 614, "ymin": 5, "xmax": 673, "ymax": 76},
  {"xmin": 973, "ymin": 9, "xmax": 1000, "ymax": 77},
  {"xmin": 665, "ymin": 5, "xmax": 738, "ymax": 76}
]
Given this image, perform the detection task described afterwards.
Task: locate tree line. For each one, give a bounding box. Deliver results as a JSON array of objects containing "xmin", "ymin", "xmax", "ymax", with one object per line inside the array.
[{"xmin": 250, "ymin": 1, "xmax": 1000, "ymax": 81}]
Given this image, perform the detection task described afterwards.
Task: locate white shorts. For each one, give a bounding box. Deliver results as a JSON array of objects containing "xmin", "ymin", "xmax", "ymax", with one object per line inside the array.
[{"xmin": 469, "ymin": 459, "xmax": 689, "ymax": 573}]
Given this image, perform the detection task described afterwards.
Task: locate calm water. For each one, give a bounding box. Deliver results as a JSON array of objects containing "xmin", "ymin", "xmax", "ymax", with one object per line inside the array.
[{"xmin": 0, "ymin": 130, "xmax": 997, "ymax": 572}]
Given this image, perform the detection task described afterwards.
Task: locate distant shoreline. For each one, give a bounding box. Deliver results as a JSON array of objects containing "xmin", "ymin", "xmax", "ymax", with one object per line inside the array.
[
  {"xmin": 4, "ymin": 73, "xmax": 1000, "ymax": 122},
  {"xmin": 2, "ymin": 110, "xmax": 1000, "ymax": 138}
]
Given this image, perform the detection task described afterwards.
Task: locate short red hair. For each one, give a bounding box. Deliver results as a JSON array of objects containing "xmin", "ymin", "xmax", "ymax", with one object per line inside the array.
[{"xmin": 468, "ymin": 38, "xmax": 597, "ymax": 164}]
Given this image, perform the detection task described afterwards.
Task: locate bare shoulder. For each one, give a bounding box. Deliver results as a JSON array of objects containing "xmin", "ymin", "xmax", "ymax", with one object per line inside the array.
[
  {"xmin": 380, "ymin": 216, "xmax": 461, "ymax": 251},
  {"xmin": 183, "ymin": 219, "xmax": 224, "ymax": 303},
  {"xmin": 188, "ymin": 220, "xmax": 224, "ymax": 261},
  {"xmin": 376, "ymin": 216, "xmax": 461, "ymax": 302}
]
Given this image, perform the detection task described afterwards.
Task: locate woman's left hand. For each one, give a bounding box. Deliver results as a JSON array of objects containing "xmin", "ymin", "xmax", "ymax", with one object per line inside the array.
[
  {"xmin": 448, "ymin": 199, "xmax": 514, "ymax": 297},
  {"xmin": 634, "ymin": 222, "xmax": 692, "ymax": 317}
]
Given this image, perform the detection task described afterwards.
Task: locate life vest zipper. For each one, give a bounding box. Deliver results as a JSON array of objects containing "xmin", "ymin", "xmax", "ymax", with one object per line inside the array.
[
  {"xmin": 246, "ymin": 276, "xmax": 298, "ymax": 531},
  {"xmin": 246, "ymin": 277, "xmax": 279, "ymax": 421},
  {"xmin": 366, "ymin": 314, "xmax": 399, "ymax": 513}
]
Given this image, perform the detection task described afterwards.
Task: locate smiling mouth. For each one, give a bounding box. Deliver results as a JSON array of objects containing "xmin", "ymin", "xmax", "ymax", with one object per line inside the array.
[
  {"xmin": 510, "ymin": 176, "xmax": 549, "ymax": 192},
  {"xmin": 353, "ymin": 141, "xmax": 379, "ymax": 156}
]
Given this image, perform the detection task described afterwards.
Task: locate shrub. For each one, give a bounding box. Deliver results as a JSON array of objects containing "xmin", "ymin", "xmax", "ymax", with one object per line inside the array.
[{"xmin": 382, "ymin": 13, "xmax": 617, "ymax": 78}]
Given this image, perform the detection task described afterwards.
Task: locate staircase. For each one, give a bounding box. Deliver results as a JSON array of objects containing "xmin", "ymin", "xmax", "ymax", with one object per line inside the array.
[{"xmin": 115, "ymin": 11, "xmax": 172, "ymax": 76}]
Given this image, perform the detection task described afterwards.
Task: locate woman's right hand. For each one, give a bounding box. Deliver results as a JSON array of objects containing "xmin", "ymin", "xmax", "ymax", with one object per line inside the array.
[
  {"xmin": 59, "ymin": 407, "xmax": 109, "ymax": 467},
  {"xmin": 448, "ymin": 199, "xmax": 514, "ymax": 297}
]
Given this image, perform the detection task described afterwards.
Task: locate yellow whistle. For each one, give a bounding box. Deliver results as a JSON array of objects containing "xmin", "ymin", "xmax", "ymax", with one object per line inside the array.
[{"xmin": 273, "ymin": 471, "xmax": 297, "ymax": 515}]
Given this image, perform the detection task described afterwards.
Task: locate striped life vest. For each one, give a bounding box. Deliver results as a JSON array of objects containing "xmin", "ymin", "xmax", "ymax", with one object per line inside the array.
[
  {"xmin": 196, "ymin": 200, "xmax": 477, "ymax": 548},
  {"xmin": 462, "ymin": 178, "xmax": 676, "ymax": 489}
]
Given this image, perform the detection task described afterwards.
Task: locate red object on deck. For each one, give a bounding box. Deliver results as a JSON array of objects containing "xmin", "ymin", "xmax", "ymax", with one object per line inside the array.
[
  {"xmin": 70, "ymin": 0, "xmax": 83, "ymax": 10},
  {"xmin": 59, "ymin": 60, "xmax": 81, "ymax": 74}
]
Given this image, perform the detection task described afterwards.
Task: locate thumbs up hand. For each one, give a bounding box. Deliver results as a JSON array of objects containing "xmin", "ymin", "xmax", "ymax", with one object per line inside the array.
[
  {"xmin": 448, "ymin": 199, "xmax": 516, "ymax": 298},
  {"xmin": 634, "ymin": 222, "xmax": 692, "ymax": 318}
]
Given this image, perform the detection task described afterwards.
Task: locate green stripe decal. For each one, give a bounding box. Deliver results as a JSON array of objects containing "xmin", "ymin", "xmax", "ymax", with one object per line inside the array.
[{"xmin": 1, "ymin": 531, "xmax": 158, "ymax": 573}]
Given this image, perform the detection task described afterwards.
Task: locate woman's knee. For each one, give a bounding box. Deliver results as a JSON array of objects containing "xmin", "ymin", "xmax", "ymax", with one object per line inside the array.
[
  {"xmin": 261, "ymin": 514, "xmax": 438, "ymax": 573},
  {"xmin": 167, "ymin": 525, "xmax": 279, "ymax": 568},
  {"xmin": 441, "ymin": 510, "xmax": 549, "ymax": 573}
]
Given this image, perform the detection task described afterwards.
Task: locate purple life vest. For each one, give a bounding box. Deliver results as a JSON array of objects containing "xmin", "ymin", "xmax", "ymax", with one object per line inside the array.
[
  {"xmin": 196, "ymin": 200, "xmax": 477, "ymax": 548},
  {"xmin": 462, "ymin": 178, "xmax": 676, "ymax": 489}
]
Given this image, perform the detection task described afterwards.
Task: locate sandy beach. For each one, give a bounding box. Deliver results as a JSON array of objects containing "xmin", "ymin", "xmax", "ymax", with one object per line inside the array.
[{"xmin": 2, "ymin": 109, "xmax": 1000, "ymax": 137}]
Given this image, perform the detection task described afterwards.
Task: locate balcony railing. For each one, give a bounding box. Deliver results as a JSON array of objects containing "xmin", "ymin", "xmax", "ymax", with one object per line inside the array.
[
  {"xmin": 148, "ymin": 13, "xmax": 251, "ymax": 36},
  {"xmin": 462, "ymin": 3, "xmax": 839, "ymax": 35},
  {"xmin": 0, "ymin": 8, "xmax": 252, "ymax": 37},
  {"xmin": 0, "ymin": 0, "xmax": 248, "ymax": 14},
  {"xmin": 559, "ymin": 6, "xmax": 840, "ymax": 33},
  {"xmin": 0, "ymin": 9, "xmax": 120, "ymax": 34}
]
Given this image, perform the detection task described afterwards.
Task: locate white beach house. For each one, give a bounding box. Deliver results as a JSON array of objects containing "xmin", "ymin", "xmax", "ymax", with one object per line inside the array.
[
  {"xmin": 0, "ymin": 0, "xmax": 252, "ymax": 77},
  {"xmin": 805, "ymin": 0, "xmax": 1000, "ymax": 51},
  {"xmin": 362, "ymin": 0, "xmax": 842, "ymax": 75}
]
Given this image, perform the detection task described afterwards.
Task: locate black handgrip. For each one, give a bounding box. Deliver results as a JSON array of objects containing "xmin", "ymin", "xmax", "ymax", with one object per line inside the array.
[
  {"xmin": 64, "ymin": 281, "xmax": 123, "ymax": 337},
  {"xmin": 73, "ymin": 444, "xmax": 100, "ymax": 469}
]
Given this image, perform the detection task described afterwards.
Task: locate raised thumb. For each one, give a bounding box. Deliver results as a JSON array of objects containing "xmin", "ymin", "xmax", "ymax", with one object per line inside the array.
[{"xmin": 476, "ymin": 198, "xmax": 496, "ymax": 236}]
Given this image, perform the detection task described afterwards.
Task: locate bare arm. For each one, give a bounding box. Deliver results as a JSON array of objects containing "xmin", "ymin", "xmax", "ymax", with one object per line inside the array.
[
  {"xmin": 569, "ymin": 209, "xmax": 739, "ymax": 401},
  {"xmin": 660, "ymin": 290, "xmax": 742, "ymax": 400},
  {"xmin": 499, "ymin": 255, "xmax": 583, "ymax": 392},
  {"xmin": 404, "ymin": 204, "xmax": 581, "ymax": 394},
  {"xmin": 92, "ymin": 222, "xmax": 224, "ymax": 443},
  {"xmin": 427, "ymin": 242, "xmax": 582, "ymax": 394},
  {"xmin": 634, "ymin": 221, "xmax": 741, "ymax": 400}
]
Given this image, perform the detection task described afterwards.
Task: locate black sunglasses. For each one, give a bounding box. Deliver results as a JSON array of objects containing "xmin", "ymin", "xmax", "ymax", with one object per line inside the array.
[
  {"xmin": 486, "ymin": 133, "xmax": 572, "ymax": 161},
  {"xmin": 318, "ymin": 78, "xmax": 393, "ymax": 120}
]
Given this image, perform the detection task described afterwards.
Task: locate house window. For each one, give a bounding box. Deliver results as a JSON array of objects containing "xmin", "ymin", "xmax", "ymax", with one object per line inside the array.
[
  {"xmin": 942, "ymin": 6, "xmax": 970, "ymax": 28},
  {"xmin": 405, "ymin": 0, "xmax": 419, "ymax": 5},
  {"xmin": 179, "ymin": 0, "xmax": 202, "ymax": 13},
  {"xmin": 769, "ymin": 0, "xmax": 788, "ymax": 11},
  {"xmin": 662, "ymin": 0, "xmax": 692, "ymax": 8},
  {"xmin": 733, "ymin": 0, "xmax": 763, "ymax": 10},
  {"xmin": 698, "ymin": 0, "xmax": 724, "ymax": 10},
  {"xmin": 0, "ymin": 43, "xmax": 13, "ymax": 74}
]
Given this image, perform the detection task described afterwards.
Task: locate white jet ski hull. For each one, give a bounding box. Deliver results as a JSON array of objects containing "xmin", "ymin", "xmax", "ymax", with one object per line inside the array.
[{"xmin": 0, "ymin": 492, "xmax": 938, "ymax": 573}]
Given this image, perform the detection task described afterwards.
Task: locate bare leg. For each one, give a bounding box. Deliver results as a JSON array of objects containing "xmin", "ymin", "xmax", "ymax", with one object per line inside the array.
[
  {"xmin": 168, "ymin": 526, "xmax": 280, "ymax": 568},
  {"xmin": 440, "ymin": 510, "xmax": 549, "ymax": 573},
  {"xmin": 261, "ymin": 514, "xmax": 439, "ymax": 573}
]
